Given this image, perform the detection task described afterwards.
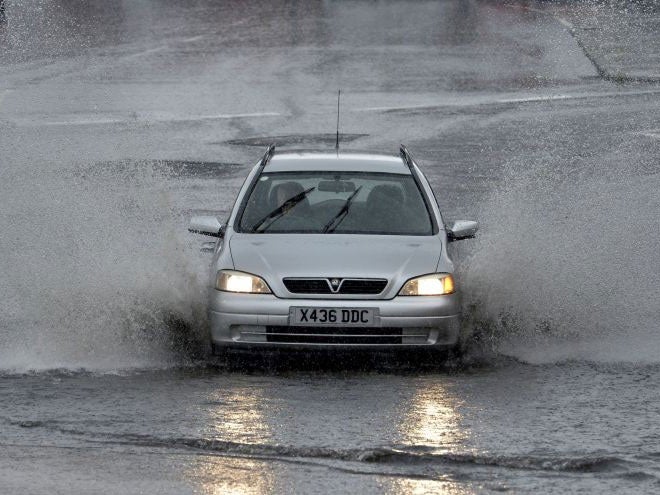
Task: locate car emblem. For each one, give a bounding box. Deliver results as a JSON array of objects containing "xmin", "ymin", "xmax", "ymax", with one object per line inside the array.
[{"xmin": 330, "ymin": 278, "xmax": 341, "ymax": 287}]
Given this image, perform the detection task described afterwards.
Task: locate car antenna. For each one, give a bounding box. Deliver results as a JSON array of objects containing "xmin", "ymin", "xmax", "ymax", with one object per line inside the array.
[{"xmin": 335, "ymin": 89, "xmax": 341, "ymax": 153}]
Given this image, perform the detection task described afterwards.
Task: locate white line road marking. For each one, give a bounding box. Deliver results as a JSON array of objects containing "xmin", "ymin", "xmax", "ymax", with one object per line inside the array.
[
  {"xmin": 354, "ymin": 89, "xmax": 660, "ymax": 112},
  {"xmin": 39, "ymin": 118, "xmax": 126, "ymax": 126},
  {"xmin": 123, "ymin": 46, "xmax": 168, "ymax": 60},
  {"xmin": 122, "ymin": 35, "xmax": 206, "ymax": 60},
  {"xmin": 195, "ymin": 112, "xmax": 282, "ymax": 120},
  {"xmin": 638, "ymin": 130, "xmax": 660, "ymax": 140},
  {"xmin": 497, "ymin": 94, "xmax": 573, "ymax": 104},
  {"xmin": 180, "ymin": 35, "xmax": 205, "ymax": 43}
]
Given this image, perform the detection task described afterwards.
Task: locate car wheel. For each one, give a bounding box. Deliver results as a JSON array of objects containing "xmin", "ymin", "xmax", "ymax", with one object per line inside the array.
[
  {"xmin": 449, "ymin": 323, "xmax": 473, "ymax": 358},
  {"xmin": 211, "ymin": 343, "xmax": 230, "ymax": 359}
]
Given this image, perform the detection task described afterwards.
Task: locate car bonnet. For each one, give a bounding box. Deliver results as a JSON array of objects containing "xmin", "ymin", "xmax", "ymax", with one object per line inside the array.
[{"xmin": 229, "ymin": 234, "xmax": 442, "ymax": 297}]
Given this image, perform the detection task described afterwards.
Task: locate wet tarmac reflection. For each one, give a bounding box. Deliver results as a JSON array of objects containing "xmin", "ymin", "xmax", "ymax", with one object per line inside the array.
[
  {"xmin": 398, "ymin": 383, "xmax": 467, "ymax": 448},
  {"xmin": 189, "ymin": 386, "xmax": 274, "ymax": 494},
  {"xmin": 184, "ymin": 357, "xmax": 475, "ymax": 493},
  {"xmin": 385, "ymin": 383, "xmax": 472, "ymax": 494},
  {"xmin": 208, "ymin": 386, "xmax": 272, "ymax": 443},
  {"xmin": 190, "ymin": 457, "xmax": 274, "ymax": 495},
  {"xmin": 387, "ymin": 478, "xmax": 474, "ymax": 495}
]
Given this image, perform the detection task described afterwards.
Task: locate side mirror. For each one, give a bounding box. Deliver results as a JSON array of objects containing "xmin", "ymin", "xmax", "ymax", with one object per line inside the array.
[
  {"xmin": 189, "ymin": 216, "xmax": 224, "ymax": 238},
  {"xmin": 447, "ymin": 220, "xmax": 478, "ymax": 242}
]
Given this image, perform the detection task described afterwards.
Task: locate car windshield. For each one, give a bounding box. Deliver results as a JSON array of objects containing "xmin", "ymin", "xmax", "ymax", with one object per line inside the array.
[{"xmin": 238, "ymin": 171, "xmax": 434, "ymax": 235}]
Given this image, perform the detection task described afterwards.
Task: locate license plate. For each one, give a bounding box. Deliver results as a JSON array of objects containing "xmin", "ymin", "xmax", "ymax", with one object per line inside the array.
[{"xmin": 289, "ymin": 307, "xmax": 377, "ymax": 326}]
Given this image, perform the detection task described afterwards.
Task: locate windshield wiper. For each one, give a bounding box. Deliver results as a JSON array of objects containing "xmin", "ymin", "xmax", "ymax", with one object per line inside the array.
[
  {"xmin": 252, "ymin": 187, "xmax": 315, "ymax": 232},
  {"xmin": 322, "ymin": 186, "xmax": 362, "ymax": 233}
]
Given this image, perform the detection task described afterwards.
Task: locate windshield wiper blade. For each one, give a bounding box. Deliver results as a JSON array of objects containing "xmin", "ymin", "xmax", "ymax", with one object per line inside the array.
[
  {"xmin": 252, "ymin": 187, "xmax": 315, "ymax": 232},
  {"xmin": 322, "ymin": 186, "xmax": 362, "ymax": 233}
]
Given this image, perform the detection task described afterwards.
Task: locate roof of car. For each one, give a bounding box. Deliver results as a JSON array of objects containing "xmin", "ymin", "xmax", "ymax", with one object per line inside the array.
[{"xmin": 265, "ymin": 150, "xmax": 410, "ymax": 174}]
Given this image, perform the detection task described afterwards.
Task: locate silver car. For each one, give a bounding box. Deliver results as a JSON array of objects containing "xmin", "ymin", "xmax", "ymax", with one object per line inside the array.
[{"xmin": 189, "ymin": 145, "xmax": 478, "ymax": 354}]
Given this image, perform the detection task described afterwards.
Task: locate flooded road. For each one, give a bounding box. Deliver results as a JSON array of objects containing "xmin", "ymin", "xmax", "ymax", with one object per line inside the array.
[
  {"xmin": 1, "ymin": 0, "xmax": 660, "ymax": 493},
  {"xmin": 3, "ymin": 361, "xmax": 660, "ymax": 493}
]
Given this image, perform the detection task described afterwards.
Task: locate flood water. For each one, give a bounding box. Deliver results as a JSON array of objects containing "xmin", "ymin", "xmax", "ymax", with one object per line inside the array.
[{"xmin": 1, "ymin": 1, "xmax": 660, "ymax": 493}]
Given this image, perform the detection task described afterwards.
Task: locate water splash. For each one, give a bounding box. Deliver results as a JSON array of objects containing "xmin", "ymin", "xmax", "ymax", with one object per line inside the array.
[
  {"xmin": 463, "ymin": 143, "xmax": 660, "ymax": 364},
  {"xmin": 0, "ymin": 160, "xmax": 210, "ymax": 373}
]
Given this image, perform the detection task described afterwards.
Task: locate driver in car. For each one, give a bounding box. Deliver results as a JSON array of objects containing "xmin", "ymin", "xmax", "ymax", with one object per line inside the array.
[{"xmin": 272, "ymin": 181, "xmax": 306, "ymax": 212}]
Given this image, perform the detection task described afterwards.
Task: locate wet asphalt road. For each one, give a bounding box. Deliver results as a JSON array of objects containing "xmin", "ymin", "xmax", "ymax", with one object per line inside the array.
[{"xmin": 1, "ymin": 1, "xmax": 660, "ymax": 493}]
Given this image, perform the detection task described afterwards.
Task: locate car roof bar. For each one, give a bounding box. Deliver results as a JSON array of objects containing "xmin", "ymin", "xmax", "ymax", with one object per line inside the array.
[
  {"xmin": 259, "ymin": 143, "xmax": 276, "ymax": 169},
  {"xmin": 400, "ymin": 144, "xmax": 424, "ymax": 184},
  {"xmin": 399, "ymin": 144, "xmax": 415, "ymax": 173},
  {"xmin": 400, "ymin": 144, "xmax": 440, "ymax": 234},
  {"xmin": 232, "ymin": 144, "xmax": 276, "ymax": 231}
]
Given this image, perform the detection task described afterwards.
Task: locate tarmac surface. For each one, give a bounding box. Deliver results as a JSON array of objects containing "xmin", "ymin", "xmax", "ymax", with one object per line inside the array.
[{"xmin": 1, "ymin": 1, "xmax": 660, "ymax": 493}]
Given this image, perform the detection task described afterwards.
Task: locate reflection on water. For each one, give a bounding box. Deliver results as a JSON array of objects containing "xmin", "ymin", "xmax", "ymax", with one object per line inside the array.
[
  {"xmin": 185, "ymin": 377, "xmax": 473, "ymax": 494},
  {"xmin": 189, "ymin": 386, "xmax": 274, "ymax": 494},
  {"xmin": 387, "ymin": 479, "xmax": 474, "ymax": 495},
  {"xmin": 398, "ymin": 383, "xmax": 468, "ymax": 448},
  {"xmin": 208, "ymin": 386, "xmax": 272, "ymax": 443},
  {"xmin": 191, "ymin": 457, "xmax": 274, "ymax": 495},
  {"xmin": 387, "ymin": 382, "xmax": 472, "ymax": 495}
]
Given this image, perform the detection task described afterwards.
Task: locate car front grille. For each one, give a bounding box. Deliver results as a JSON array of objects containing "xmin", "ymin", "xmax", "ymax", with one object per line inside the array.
[
  {"xmin": 283, "ymin": 278, "xmax": 387, "ymax": 295},
  {"xmin": 266, "ymin": 326, "xmax": 403, "ymax": 344},
  {"xmin": 283, "ymin": 279, "xmax": 332, "ymax": 294}
]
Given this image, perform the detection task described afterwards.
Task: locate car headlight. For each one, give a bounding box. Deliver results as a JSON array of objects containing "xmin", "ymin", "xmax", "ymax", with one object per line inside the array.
[
  {"xmin": 399, "ymin": 273, "xmax": 455, "ymax": 296},
  {"xmin": 215, "ymin": 270, "xmax": 272, "ymax": 294}
]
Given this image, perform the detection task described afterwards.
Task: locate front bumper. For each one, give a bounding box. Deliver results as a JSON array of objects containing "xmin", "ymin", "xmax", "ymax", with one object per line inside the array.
[{"xmin": 209, "ymin": 291, "xmax": 461, "ymax": 349}]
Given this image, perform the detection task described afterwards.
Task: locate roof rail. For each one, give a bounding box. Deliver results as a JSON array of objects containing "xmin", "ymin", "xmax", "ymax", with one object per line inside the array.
[
  {"xmin": 259, "ymin": 143, "xmax": 276, "ymax": 169},
  {"xmin": 400, "ymin": 144, "xmax": 440, "ymax": 234},
  {"xmin": 399, "ymin": 144, "xmax": 415, "ymax": 172}
]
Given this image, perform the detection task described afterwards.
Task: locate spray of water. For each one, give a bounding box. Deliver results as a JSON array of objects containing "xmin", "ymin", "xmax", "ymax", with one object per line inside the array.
[
  {"xmin": 463, "ymin": 142, "xmax": 660, "ymax": 364},
  {"xmin": 0, "ymin": 159, "xmax": 210, "ymax": 373}
]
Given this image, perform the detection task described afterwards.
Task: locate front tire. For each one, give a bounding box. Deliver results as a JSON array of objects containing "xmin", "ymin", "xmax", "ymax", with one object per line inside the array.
[{"xmin": 211, "ymin": 342, "xmax": 230, "ymax": 360}]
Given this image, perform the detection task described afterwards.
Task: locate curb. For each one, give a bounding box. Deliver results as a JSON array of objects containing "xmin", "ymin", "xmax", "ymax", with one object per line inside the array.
[
  {"xmin": 556, "ymin": 16, "xmax": 660, "ymax": 84},
  {"xmin": 509, "ymin": 4, "xmax": 660, "ymax": 85}
]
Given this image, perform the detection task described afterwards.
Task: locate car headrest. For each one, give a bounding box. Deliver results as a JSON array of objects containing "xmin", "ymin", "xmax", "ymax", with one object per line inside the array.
[
  {"xmin": 269, "ymin": 181, "xmax": 306, "ymax": 208},
  {"xmin": 366, "ymin": 184, "xmax": 403, "ymax": 210}
]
